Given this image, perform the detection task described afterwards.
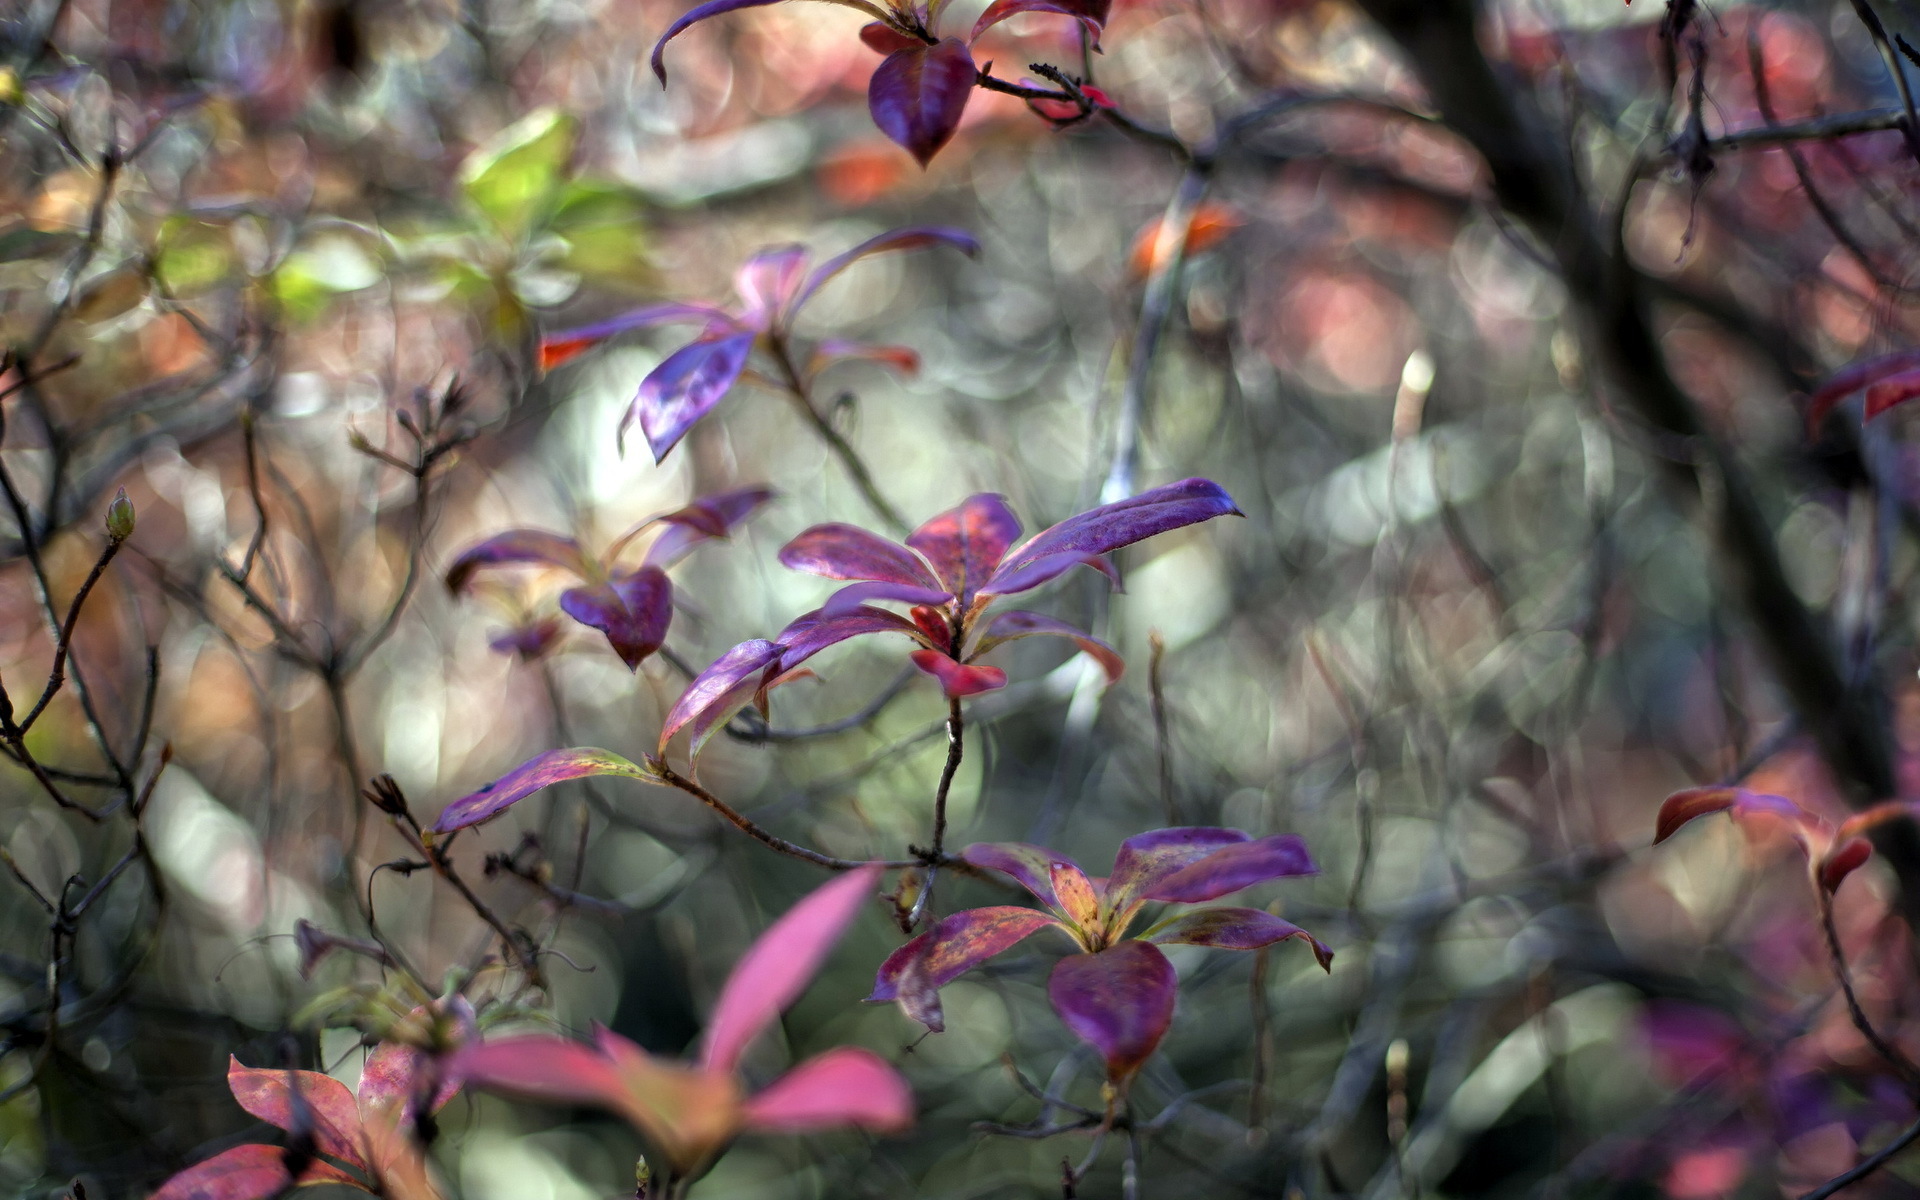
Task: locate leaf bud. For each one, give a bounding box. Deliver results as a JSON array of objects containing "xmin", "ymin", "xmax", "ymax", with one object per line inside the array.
[{"xmin": 105, "ymin": 488, "xmax": 135, "ymax": 541}]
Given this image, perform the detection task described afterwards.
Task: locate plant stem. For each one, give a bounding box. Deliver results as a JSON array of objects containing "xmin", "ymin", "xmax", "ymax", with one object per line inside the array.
[
  {"xmin": 767, "ymin": 337, "xmax": 910, "ymax": 535},
  {"xmin": 656, "ymin": 764, "xmax": 917, "ymax": 871},
  {"xmin": 908, "ymin": 696, "xmax": 967, "ymax": 928}
]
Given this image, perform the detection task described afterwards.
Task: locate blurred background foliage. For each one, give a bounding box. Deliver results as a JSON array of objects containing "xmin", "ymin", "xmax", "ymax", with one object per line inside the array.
[{"xmin": 6, "ymin": 0, "xmax": 1920, "ymax": 1196}]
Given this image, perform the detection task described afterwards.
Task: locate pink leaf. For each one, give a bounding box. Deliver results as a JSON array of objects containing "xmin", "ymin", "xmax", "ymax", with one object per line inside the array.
[
  {"xmin": 226, "ymin": 1058, "xmax": 365, "ymax": 1169},
  {"xmin": 444, "ymin": 531, "xmax": 591, "ymax": 593},
  {"xmin": 1142, "ymin": 834, "xmax": 1317, "ymax": 903},
  {"xmin": 642, "ymin": 486, "xmax": 776, "ymax": 570},
  {"xmin": 867, "ymin": 40, "xmax": 978, "ymax": 167},
  {"xmin": 906, "ymin": 494, "xmax": 1021, "ymax": 602},
  {"xmin": 430, "ymin": 748, "xmax": 659, "ymax": 835},
  {"xmin": 624, "ymin": 332, "xmax": 757, "ymax": 463},
  {"xmin": 559, "ymin": 566, "xmax": 674, "ymax": 670},
  {"xmin": 775, "ymin": 606, "xmax": 935, "ymax": 673},
  {"xmin": 971, "ymin": 0, "xmax": 1111, "ymax": 47},
  {"xmin": 1046, "ymin": 941, "xmax": 1177, "ymax": 1083},
  {"xmin": 793, "ymin": 226, "xmax": 980, "ymax": 313},
  {"xmin": 973, "ymin": 610, "xmax": 1123, "ymax": 683},
  {"xmin": 734, "ymin": 245, "xmax": 810, "ymax": 330},
  {"xmin": 1142, "ymin": 907, "xmax": 1333, "ymax": 969},
  {"xmin": 778, "ymin": 524, "xmax": 943, "ymax": 590},
  {"xmin": 908, "ymin": 649, "xmax": 1009, "ymax": 697},
  {"xmin": 659, "ymin": 639, "xmax": 784, "ymax": 759},
  {"xmin": 868, "ymin": 906, "xmax": 1068, "ymax": 1030},
  {"xmin": 989, "ymin": 478, "xmax": 1240, "ymax": 592},
  {"xmin": 150, "ymin": 1144, "xmax": 364, "ymax": 1200},
  {"xmin": 740, "ymin": 1046, "xmax": 913, "ymax": 1133},
  {"xmin": 651, "ymin": 0, "xmax": 789, "ymax": 84},
  {"xmin": 701, "ymin": 863, "xmax": 885, "ymax": 1073}
]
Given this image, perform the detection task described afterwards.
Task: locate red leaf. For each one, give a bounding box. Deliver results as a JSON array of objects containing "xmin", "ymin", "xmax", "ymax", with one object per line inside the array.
[
  {"xmin": 971, "ymin": 0, "xmax": 1111, "ymax": 48},
  {"xmin": 1651, "ymin": 786, "xmax": 1821, "ymax": 847},
  {"xmin": 1805, "ymin": 351, "xmax": 1920, "ymax": 433},
  {"xmin": 1864, "ymin": 366, "xmax": 1920, "ymax": 420},
  {"xmin": 537, "ymin": 303, "xmax": 731, "ymax": 373},
  {"xmin": 867, "ymin": 39, "xmax": 978, "ymax": 167},
  {"xmin": 226, "ymin": 1058, "xmax": 365, "ymax": 1169},
  {"xmin": 430, "ymin": 748, "xmax": 659, "ymax": 835},
  {"xmin": 973, "ymin": 610, "xmax": 1123, "ymax": 684},
  {"xmin": 1046, "ymin": 941, "xmax": 1177, "ymax": 1083},
  {"xmin": 740, "ymin": 1046, "xmax": 913, "ymax": 1133},
  {"xmin": 150, "ymin": 1144, "xmax": 364, "ymax": 1200},
  {"xmin": 1128, "ymin": 202, "xmax": 1244, "ymax": 278},
  {"xmin": 908, "ymin": 649, "xmax": 1008, "ymax": 696},
  {"xmin": 906, "ymin": 494, "xmax": 1021, "ymax": 602},
  {"xmin": 860, "ymin": 22, "xmax": 923, "ymax": 55}
]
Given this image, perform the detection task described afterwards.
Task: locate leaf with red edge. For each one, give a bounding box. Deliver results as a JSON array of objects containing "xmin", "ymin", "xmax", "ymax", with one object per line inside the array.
[
  {"xmin": 1128, "ymin": 202, "xmax": 1244, "ymax": 279},
  {"xmin": 150, "ymin": 1144, "xmax": 365, "ymax": 1200},
  {"xmin": 810, "ymin": 340, "xmax": 923, "ymax": 378},
  {"xmin": 971, "ymin": 0, "xmax": 1111, "ymax": 47},
  {"xmin": 559, "ymin": 566, "xmax": 673, "ymax": 669},
  {"xmin": 642, "ymin": 486, "xmax": 776, "ymax": 570},
  {"xmin": 775, "ymin": 606, "xmax": 934, "ymax": 673},
  {"xmin": 1143, "ymin": 834, "xmax": 1317, "ymax": 903},
  {"xmin": 701, "ymin": 863, "xmax": 884, "ymax": 1073},
  {"xmin": 1046, "ymin": 941, "xmax": 1177, "ymax": 1083},
  {"xmin": 538, "ymin": 303, "xmax": 733, "ymax": 372},
  {"xmin": 990, "ymin": 478, "xmax": 1241, "ymax": 591},
  {"xmin": 1652, "ymin": 787, "xmax": 1825, "ymax": 848},
  {"xmin": 659, "ymin": 639, "xmax": 784, "ymax": 758},
  {"xmin": 973, "ymin": 610, "xmax": 1123, "ymax": 683},
  {"xmin": 430, "ymin": 748, "xmax": 660, "ymax": 835},
  {"xmin": 1818, "ymin": 800, "xmax": 1920, "ymax": 891},
  {"xmin": 445, "ymin": 531, "xmax": 591, "ymax": 592},
  {"xmin": 906, "ymin": 494, "xmax": 1021, "ymax": 602},
  {"xmin": 868, "ymin": 906, "xmax": 1069, "ymax": 1029},
  {"xmin": 860, "ymin": 22, "xmax": 922, "ymax": 55},
  {"xmin": 623, "ymin": 332, "xmax": 757, "ymax": 463},
  {"xmin": 1864, "ymin": 367, "xmax": 1920, "ymax": 420},
  {"xmin": 779, "ymin": 523, "xmax": 943, "ymax": 589},
  {"xmin": 868, "ymin": 40, "xmax": 978, "ymax": 167},
  {"xmin": 734, "ymin": 245, "xmax": 809, "ymax": 330},
  {"xmin": 793, "ymin": 226, "xmax": 981, "ymax": 313},
  {"xmin": 226, "ymin": 1058, "xmax": 365, "ymax": 1169},
  {"xmin": 960, "ymin": 842, "xmax": 1072, "ymax": 908},
  {"xmin": 909, "ymin": 649, "xmax": 1009, "ymax": 696},
  {"xmin": 1141, "ymin": 907, "xmax": 1333, "ymax": 969},
  {"xmin": 1806, "ymin": 351, "xmax": 1920, "ymax": 433},
  {"xmin": 1821, "ymin": 838, "xmax": 1875, "ymax": 893},
  {"xmin": 740, "ymin": 1046, "xmax": 913, "ymax": 1133}
]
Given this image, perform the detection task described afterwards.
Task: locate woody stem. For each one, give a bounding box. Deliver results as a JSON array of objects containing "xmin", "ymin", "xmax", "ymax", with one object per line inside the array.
[{"xmin": 768, "ymin": 336, "xmax": 911, "ymax": 536}]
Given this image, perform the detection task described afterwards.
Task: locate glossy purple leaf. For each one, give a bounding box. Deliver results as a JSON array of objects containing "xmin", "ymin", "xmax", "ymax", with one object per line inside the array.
[
  {"xmin": 971, "ymin": 0, "xmax": 1111, "ymax": 47},
  {"xmin": 778, "ymin": 524, "xmax": 942, "ymax": 589},
  {"xmin": 734, "ymin": 245, "xmax": 809, "ymax": 330},
  {"xmin": 989, "ymin": 478, "xmax": 1241, "ymax": 589},
  {"xmin": 659, "ymin": 639, "xmax": 784, "ymax": 759},
  {"xmin": 430, "ymin": 748, "xmax": 659, "ymax": 834},
  {"xmin": 1105, "ymin": 827, "xmax": 1253, "ymax": 915},
  {"xmin": 650, "ymin": 0, "xmax": 788, "ymax": 84},
  {"xmin": 1143, "ymin": 834, "xmax": 1317, "ymax": 903},
  {"xmin": 973, "ymin": 610, "xmax": 1123, "ymax": 683},
  {"xmin": 906, "ymin": 493, "xmax": 1020, "ymax": 602},
  {"xmin": 792, "ymin": 226, "xmax": 982, "ymax": 314},
  {"xmin": 975, "ymin": 550, "xmax": 1120, "ymax": 597},
  {"xmin": 702, "ymin": 863, "xmax": 884, "ymax": 1073},
  {"xmin": 868, "ymin": 39, "xmax": 978, "ymax": 167},
  {"xmin": 539, "ymin": 302, "xmax": 734, "ymax": 371},
  {"xmin": 488, "ymin": 617, "xmax": 564, "ymax": 660},
  {"xmin": 960, "ymin": 842, "xmax": 1073, "ymax": 909},
  {"xmin": 559, "ymin": 566, "xmax": 673, "ymax": 669},
  {"xmin": 643, "ymin": 485, "xmax": 776, "ymax": 570},
  {"xmin": 226, "ymin": 1058, "xmax": 366, "ymax": 1169},
  {"xmin": 445, "ymin": 531, "xmax": 591, "ymax": 592},
  {"xmin": 822, "ymin": 580, "xmax": 955, "ymax": 616},
  {"xmin": 739, "ymin": 1046, "xmax": 913, "ymax": 1133},
  {"xmin": 623, "ymin": 331, "xmax": 757, "ymax": 463},
  {"xmin": 1046, "ymin": 941, "xmax": 1177, "ymax": 1083},
  {"xmin": 860, "ymin": 21, "xmax": 923, "ymax": 55},
  {"xmin": 774, "ymin": 606, "xmax": 933, "ymax": 673},
  {"xmin": 149, "ymin": 1144, "xmax": 364, "ymax": 1200},
  {"xmin": 869, "ymin": 906, "xmax": 1068, "ymax": 1030},
  {"xmin": 1142, "ymin": 907, "xmax": 1333, "ymax": 969},
  {"xmin": 909, "ymin": 649, "xmax": 1008, "ymax": 697}
]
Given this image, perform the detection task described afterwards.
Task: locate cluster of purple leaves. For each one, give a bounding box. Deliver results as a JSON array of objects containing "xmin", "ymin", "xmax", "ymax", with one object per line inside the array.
[{"xmin": 652, "ymin": 0, "xmax": 1112, "ymax": 164}]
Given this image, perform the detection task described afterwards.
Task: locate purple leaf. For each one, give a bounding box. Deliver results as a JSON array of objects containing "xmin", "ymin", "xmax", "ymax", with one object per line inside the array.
[
  {"xmin": 860, "ymin": 22, "xmax": 923, "ymax": 55},
  {"xmin": 973, "ymin": 611, "xmax": 1123, "ymax": 683},
  {"xmin": 559, "ymin": 566, "xmax": 673, "ymax": 670},
  {"xmin": 659, "ymin": 639, "xmax": 784, "ymax": 759},
  {"xmin": 906, "ymin": 493, "xmax": 1020, "ymax": 602},
  {"xmin": 868, "ymin": 39, "xmax": 978, "ymax": 167},
  {"xmin": 539, "ymin": 302, "xmax": 735, "ymax": 371},
  {"xmin": 1046, "ymin": 941, "xmax": 1177, "ymax": 1083},
  {"xmin": 778, "ymin": 524, "xmax": 942, "ymax": 590},
  {"xmin": 908, "ymin": 649, "xmax": 1009, "ymax": 697},
  {"xmin": 740, "ymin": 1046, "xmax": 913, "ymax": 1133},
  {"xmin": 445, "ymin": 530, "xmax": 591, "ymax": 592},
  {"xmin": 822, "ymin": 580, "xmax": 956, "ymax": 616},
  {"xmin": 793, "ymin": 226, "xmax": 982, "ymax": 314},
  {"xmin": 989, "ymin": 478, "xmax": 1241, "ymax": 590},
  {"xmin": 1104, "ymin": 827, "xmax": 1252, "ymax": 915},
  {"xmin": 1143, "ymin": 834, "xmax": 1317, "ymax": 903},
  {"xmin": 623, "ymin": 331, "xmax": 757, "ymax": 463},
  {"xmin": 960, "ymin": 842, "xmax": 1073, "ymax": 909},
  {"xmin": 226, "ymin": 1058, "xmax": 366, "ymax": 1169},
  {"xmin": 149, "ymin": 1144, "xmax": 364, "ymax": 1200},
  {"xmin": 975, "ymin": 551, "xmax": 1120, "ymax": 597},
  {"xmin": 650, "ymin": 0, "xmax": 789, "ymax": 84},
  {"xmin": 774, "ymin": 606, "xmax": 934, "ymax": 673},
  {"xmin": 702, "ymin": 863, "xmax": 884, "ymax": 1073},
  {"xmin": 734, "ymin": 245, "xmax": 810, "ymax": 330},
  {"xmin": 869, "ymin": 906, "xmax": 1068, "ymax": 1030},
  {"xmin": 1807, "ymin": 351, "xmax": 1920, "ymax": 432},
  {"xmin": 642, "ymin": 485, "xmax": 776, "ymax": 570},
  {"xmin": 1142, "ymin": 907, "xmax": 1333, "ymax": 969},
  {"xmin": 430, "ymin": 748, "xmax": 660, "ymax": 835},
  {"xmin": 488, "ymin": 617, "xmax": 564, "ymax": 660},
  {"xmin": 971, "ymin": 0, "xmax": 1111, "ymax": 47}
]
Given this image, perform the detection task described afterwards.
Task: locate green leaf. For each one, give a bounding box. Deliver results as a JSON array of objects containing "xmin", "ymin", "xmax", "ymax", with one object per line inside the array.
[
  {"xmin": 459, "ymin": 107, "xmax": 577, "ymax": 242},
  {"xmin": 270, "ymin": 232, "xmax": 383, "ymax": 322},
  {"xmin": 0, "ymin": 225, "xmax": 80, "ymax": 263}
]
